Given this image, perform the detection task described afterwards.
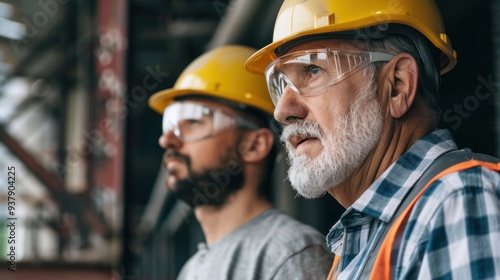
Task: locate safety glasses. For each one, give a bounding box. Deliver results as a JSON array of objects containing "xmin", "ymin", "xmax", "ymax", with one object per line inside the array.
[
  {"xmin": 162, "ymin": 102, "xmax": 259, "ymax": 142},
  {"xmin": 265, "ymin": 49, "xmax": 395, "ymax": 105}
]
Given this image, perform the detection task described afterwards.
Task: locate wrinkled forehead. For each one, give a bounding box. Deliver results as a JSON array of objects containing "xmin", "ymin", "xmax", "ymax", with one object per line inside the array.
[{"xmin": 281, "ymin": 38, "xmax": 363, "ymax": 56}]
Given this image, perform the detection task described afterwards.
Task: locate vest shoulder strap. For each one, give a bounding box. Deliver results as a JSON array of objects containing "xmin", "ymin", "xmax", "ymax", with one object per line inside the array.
[
  {"xmin": 334, "ymin": 150, "xmax": 500, "ymax": 279},
  {"xmin": 359, "ymin": 150, "xmax": 500, "ymax": 280},
  {"xmin": 328, "ymin": 150, "xmax": 500, "ymax": 279}
]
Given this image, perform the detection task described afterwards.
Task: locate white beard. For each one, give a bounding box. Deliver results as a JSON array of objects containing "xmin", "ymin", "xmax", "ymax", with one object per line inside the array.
[{"xmin": 280, "ymin": 71, "xmax": 383, "ymax": 199}]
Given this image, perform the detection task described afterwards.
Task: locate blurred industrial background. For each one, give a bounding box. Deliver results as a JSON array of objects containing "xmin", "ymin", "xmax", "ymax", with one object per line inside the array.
[{"xmin": 0, "ymin": 0, "xmax": 497, "ymax": 279}]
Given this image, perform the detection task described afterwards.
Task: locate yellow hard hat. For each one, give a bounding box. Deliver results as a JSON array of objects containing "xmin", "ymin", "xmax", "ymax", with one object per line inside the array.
[
  {"xmin": 245, "ymin": 0, "xmax": 457, "ymax": 75},
  {"xmin": 149, "ymin": 45, "xmax": 274, "ymax": 115}
]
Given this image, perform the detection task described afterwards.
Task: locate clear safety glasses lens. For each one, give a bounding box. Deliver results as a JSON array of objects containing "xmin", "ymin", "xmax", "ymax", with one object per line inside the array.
[
  {"xmin": 162, "ymin": 102, "xmax": 258, "ymax": 142},
  {"xmin": 265, "ymin": 49, "xmax": 395, "ymax": 105}
]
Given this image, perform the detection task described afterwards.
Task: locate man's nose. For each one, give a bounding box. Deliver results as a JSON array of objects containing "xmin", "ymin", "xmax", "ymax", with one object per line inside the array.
[
  {"xmin": 273, "ymin": 86, "xmax": 307, "ymax": 125},
  {"xmin": 158, "ymin": 129, "xmax": 182, "ymax": 149}
]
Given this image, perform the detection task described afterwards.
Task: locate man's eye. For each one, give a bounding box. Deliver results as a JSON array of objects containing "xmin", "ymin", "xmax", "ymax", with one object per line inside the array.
[
  {"xmin": 312, "ymin": 67, "xmax": 321, "ymax": 76},
  {"xmin": 306, "ymin": 65, "xmax": 322, "ymax": 76},
  {"xmin": 186, "ymin": 119, "xmax": 201, "ymax": 125}
]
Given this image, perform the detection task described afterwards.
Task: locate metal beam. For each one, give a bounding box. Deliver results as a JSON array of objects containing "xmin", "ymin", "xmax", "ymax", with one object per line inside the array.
[
  {"xmin": 0, "ymin": 123, "xmax": 63, "ymax": 190},
  {"xmin": 0, "ymin": 123, "xmax": 109, "ymax": 238}
]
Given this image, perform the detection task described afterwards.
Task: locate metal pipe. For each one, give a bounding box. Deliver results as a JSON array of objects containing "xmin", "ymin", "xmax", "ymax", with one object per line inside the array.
[{"xmin": 207, "ymin": 0, "xmax": 282, "ymax": 49}]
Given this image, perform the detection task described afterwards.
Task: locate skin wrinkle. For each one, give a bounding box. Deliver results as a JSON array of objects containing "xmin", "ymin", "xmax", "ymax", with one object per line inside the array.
[
  {"xmin": 334, "ymin": 87, "xmax": 434, "ymax": 207},
  {"xmin": 336, "ymin": 78, "xmax": 432, "ymax": 206},
  {"xmin": 336, "ymin": 75, "xmax": 383, "ymax": 202}
]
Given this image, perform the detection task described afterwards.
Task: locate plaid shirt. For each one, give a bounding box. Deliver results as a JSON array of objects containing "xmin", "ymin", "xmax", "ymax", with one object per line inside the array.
[{"xmin": 326, "ymin": 129, "xmax": 500, "ymax": 279}]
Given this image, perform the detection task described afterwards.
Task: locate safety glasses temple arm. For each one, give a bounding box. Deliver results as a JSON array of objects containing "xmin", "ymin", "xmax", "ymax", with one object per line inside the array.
[{"xmin": 370, "ymin": 52, "xmax": 395, "ymax": 62}]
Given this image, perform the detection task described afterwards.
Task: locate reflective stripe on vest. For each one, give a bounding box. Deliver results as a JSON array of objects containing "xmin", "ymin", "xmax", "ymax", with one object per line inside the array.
[{"xmin": 327, "ymin": 255, "xmax": 340, "ymax": 280}]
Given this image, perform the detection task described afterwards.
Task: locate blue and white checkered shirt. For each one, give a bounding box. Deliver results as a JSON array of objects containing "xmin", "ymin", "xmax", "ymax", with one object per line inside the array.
[{"xmin": 326, "ymin": 129, "xmax": 500, "ymax": 279}]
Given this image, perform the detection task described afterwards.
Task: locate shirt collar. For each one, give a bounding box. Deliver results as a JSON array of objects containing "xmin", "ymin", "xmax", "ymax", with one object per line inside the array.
[{"xmin": 326, "ymin": 129, "xmax": 458, "ymax": 248}]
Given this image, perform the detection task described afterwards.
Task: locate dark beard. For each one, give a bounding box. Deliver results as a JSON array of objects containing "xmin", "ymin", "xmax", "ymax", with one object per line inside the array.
[{"xmin": 167, "ymin": 149, "xmax": 244, "ymax": 208}]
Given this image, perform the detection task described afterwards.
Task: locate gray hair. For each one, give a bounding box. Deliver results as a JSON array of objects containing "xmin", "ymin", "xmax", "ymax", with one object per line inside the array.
[{"xmin": 363, "ymin": 34, "xmax": 442, "ymax": 125}]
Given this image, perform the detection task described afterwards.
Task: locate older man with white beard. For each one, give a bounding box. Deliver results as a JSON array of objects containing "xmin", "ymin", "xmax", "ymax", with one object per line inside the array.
[
  {"xmin": 280, "ymin": 67, "xmax": 383, "ymax": 200},
  {"xmin": 246, "ymin": 0, "xmax": 500, "ymax": 279}
]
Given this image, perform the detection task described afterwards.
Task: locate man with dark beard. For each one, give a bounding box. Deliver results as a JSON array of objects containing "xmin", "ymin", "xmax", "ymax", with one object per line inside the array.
[
  {"xmin": 246, "ymin": 0, "xmax": 500, "ymax": 279},
  {"xmin": 148, "ymin": 45, "xmax": 332, "ymax": 280}
]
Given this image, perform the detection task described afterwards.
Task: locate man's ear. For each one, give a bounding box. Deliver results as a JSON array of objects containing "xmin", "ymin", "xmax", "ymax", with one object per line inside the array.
[
  {"xmin": 238, "ymin": 128, "xmax": 274, "ymax": 163},
  {"xmin": 387, "ymin": 53, "xmax": 419, "ymax": 118}
]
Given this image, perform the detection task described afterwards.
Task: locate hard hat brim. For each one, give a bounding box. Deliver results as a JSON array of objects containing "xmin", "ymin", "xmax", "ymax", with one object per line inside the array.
[
  {"xmin": 149, "ymin": 87, "xmax": 276, "ymax": 116},
  {"xmin": 148, "ymin": 88, "xmax": 210, "ymax": 114}
]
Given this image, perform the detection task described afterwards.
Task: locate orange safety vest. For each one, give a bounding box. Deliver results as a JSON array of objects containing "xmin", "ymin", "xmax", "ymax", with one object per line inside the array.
[{"xmin": 327, "ymin": 151, "xmax": 500, "ymax": 280}]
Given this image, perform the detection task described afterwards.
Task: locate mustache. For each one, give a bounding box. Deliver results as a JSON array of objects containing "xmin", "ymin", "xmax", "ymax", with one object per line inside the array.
[
  {"xmin": 163, "ymin": 150, "xmax": 191, "ymax": 169},
  {"xmin": 280, "ymin": 121, "xmax": 324, "ymax": 144}
]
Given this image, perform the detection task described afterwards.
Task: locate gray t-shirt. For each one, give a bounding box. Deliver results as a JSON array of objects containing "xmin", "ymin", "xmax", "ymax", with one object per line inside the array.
[{"xmin": 177, "ymin": 208, "xmax": 333, "ymax": 280}]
